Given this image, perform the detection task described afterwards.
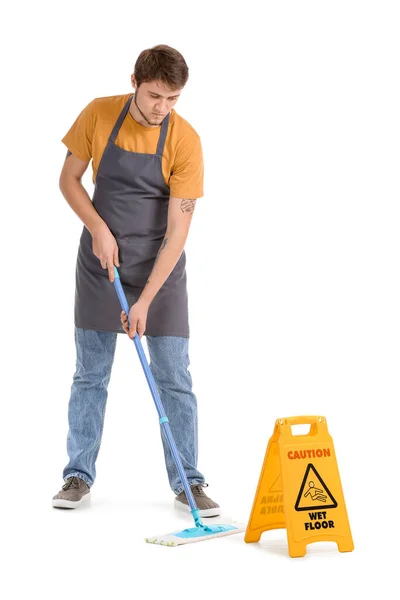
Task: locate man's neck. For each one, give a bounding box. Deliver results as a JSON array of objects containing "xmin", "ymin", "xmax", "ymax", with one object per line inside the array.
[{"xmin": 129, "ymin": 94, "xmax": 160, "ymax": 128}]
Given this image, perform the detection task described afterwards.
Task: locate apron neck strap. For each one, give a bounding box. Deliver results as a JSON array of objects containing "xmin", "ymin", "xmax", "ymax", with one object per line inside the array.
[
  {"xmin": 156, "ymin": 112, "xmax": 170, "ymax": 156},
  {"xmin": 109, "ymin": 95, "xmax": 133, "ymax": 144}
]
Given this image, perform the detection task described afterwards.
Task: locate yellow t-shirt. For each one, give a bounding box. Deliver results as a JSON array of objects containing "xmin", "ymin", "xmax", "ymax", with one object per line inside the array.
[{"xmin": 61, "ymin": 93, "xmax": 204, "ymax": 199}]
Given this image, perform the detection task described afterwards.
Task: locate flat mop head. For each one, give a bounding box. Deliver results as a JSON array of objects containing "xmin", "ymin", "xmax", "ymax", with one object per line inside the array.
[{"xmin": 145, "ymin": 522, "xmax": 246, "ymax": 546}]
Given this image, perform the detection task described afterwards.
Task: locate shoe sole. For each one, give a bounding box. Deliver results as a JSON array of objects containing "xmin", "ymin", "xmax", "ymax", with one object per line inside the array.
[
  {"xmin": 52, "ymin": 492, "xmax": 91, "ymax": 509},
  {"xmin": 174, "ymin": 498, "xmax": 221, "ymax": 518}
]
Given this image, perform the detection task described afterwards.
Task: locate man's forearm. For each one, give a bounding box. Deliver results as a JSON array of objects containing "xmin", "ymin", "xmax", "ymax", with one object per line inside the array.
[
  {"xmin": 139, "ymin": 231, "xmax": 187, "ymax": 306},
  {"xmin": 59, "ymin": 177, "xmax": 106, "ymax": 236}
]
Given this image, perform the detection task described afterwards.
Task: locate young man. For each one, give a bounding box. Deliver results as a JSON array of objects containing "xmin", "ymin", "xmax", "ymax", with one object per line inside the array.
[{"xmin": 52, "ymin": 44, "xmax": 220, "ymax": 517}]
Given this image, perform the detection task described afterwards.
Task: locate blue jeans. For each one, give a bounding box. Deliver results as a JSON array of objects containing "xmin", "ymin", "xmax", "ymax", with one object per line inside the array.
[{"xmin": 62, "ymin": 327, "xmax": 205, "ymax": 494}]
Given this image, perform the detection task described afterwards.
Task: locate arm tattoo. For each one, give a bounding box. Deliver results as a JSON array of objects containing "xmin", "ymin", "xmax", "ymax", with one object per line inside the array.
[
  {"xmin": 154, "ymin": 237, "xmax": 168, "ymax": 264},
  {"xmin": 180, "ymin": 199, "xmax": 196, "ymax": 214}
]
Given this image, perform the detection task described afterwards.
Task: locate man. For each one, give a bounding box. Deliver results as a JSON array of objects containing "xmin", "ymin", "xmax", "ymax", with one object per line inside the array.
[{"xmin": 52, "ymin": 44, "xmax": 220, "ymax": 517}]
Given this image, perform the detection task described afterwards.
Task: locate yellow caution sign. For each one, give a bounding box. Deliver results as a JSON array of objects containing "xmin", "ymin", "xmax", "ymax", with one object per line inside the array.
[{"xmin": 244, "ymin": 416, "xmax": 354, "ymax": 558}]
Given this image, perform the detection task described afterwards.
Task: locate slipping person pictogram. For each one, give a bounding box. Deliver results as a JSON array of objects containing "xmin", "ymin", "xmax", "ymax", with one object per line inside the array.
[{"xmin": 303, "ymin": 481, "xmax": 327, "ymax": 503}]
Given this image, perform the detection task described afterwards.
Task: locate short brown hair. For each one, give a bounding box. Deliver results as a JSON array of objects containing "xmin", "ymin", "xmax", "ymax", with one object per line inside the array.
[{"xmin": 134, "ymin": 44, "xmax": 189, "ymax": 90}]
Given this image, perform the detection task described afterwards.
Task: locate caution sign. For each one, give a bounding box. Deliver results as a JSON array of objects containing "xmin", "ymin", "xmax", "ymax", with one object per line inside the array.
[
  {"xmin": 244, "ymin": 416, "xmax": 354, "ymax": 558},
  {"xmin": 295, "ymin": 464, "xmax": 337, "ymax": 511}
]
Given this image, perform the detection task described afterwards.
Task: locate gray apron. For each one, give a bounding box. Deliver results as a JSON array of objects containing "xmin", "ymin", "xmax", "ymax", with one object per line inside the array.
[{"xmin": 74, "ymin": 94, "xmax": 189, "ymax": 337}]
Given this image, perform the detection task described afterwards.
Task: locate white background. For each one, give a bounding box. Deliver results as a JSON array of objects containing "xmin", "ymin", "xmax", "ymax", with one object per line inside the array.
[{"xmin": 1, "ymin": 0, "xmax": 399, "ymax": 597}]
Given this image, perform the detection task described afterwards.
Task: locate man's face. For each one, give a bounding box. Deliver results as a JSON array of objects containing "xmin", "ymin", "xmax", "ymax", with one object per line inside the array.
[{"xmin": 131, "ymin": 77, "xmax": 182, "ymax": 126}]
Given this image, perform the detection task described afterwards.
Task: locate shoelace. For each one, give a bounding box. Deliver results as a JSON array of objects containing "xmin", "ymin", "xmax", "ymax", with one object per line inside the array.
[
  {"xmin": 191, "ymin": 483, "xmax": 209, "ymax": 497},
  {"xmin": 62, "ymin": 477, "xmax": 80, "ymax": 491}
]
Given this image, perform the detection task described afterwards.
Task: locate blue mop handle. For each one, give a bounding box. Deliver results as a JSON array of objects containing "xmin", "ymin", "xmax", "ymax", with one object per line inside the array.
[{"xmin": 112, "ymin": 266, "xmax": 203, "ymax": 525}]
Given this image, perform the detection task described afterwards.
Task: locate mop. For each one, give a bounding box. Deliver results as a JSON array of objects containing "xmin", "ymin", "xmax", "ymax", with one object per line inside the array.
[{"xmin": 112, "ymin": 266, "xmax": 245, "ymax": 546}]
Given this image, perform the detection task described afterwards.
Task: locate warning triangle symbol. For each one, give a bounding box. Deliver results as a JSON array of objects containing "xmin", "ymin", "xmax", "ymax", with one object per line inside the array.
[{"xmin": 295, "ymin": 463, "xmax": 338, "ymax": 511}]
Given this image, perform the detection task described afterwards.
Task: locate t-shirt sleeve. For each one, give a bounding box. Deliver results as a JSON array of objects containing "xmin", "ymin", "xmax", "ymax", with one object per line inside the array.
[
  {"xmin": 169, "ymin": 134, "xmax": 204, "ymax": 199},
  {"xmin": 61, "ymin": 99, "xmax": 96, "ymax": 162}
]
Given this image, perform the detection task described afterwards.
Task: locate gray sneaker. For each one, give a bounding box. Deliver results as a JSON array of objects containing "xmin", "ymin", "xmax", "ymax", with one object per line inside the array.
[
  {"xmin": 52, "ymin": 476, "xmax": 91, "ymax": 509},
  {"xmin": 174, "ymin": 483, "xmax": 220, "ymax": 517}
]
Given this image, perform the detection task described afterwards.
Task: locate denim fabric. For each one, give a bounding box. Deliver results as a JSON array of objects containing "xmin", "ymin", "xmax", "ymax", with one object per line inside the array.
[{"xmin": 62, "ymin": 327, "xmax": 205, "ymax": 494}]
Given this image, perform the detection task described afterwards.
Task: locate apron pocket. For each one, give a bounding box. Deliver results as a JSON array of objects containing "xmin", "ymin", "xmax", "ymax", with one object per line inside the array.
[{"xmin": 117, "ymin": 238, "xmax": 163, "ymax": 277}]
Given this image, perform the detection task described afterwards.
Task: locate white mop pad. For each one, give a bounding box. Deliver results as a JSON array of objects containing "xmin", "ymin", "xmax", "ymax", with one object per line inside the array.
[{"xmin": 145, "ymin": 522, "xmax": 246, "ymax": 546}]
